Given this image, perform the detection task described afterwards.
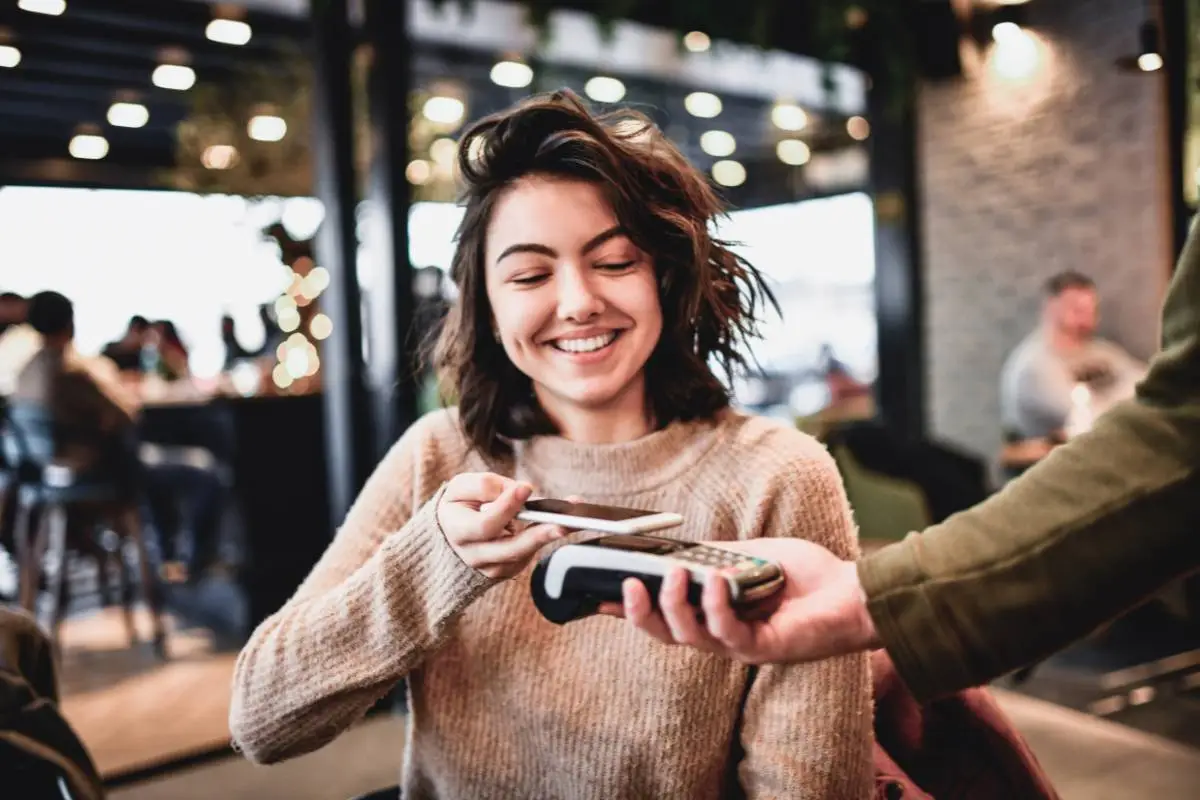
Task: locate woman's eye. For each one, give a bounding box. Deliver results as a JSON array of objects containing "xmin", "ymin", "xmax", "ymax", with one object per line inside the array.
[
  {"xmin": 597, "ymin": 260, "xmax": 636, "ymax": 272},
  {"xmin": 512, "ymin": 273, "xmax": 549, "ymax": 286}
]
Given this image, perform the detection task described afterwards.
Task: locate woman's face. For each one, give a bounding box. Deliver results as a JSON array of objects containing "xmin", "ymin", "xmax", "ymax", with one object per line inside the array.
[{"xmin": 484, "ymin": 177, "xmax": 663, "ymax": 419}]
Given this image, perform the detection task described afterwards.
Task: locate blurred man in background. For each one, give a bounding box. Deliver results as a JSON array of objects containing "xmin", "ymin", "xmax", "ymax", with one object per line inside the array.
[{"xmin": 1001, "ymin": 271, "xmax": 1146, "ymax": 443}]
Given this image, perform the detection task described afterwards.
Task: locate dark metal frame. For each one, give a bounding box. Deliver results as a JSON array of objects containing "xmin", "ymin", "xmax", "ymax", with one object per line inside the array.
[{"xmin": 1163, "ymin": 0, "xmax": 1192, "ymax": 260}]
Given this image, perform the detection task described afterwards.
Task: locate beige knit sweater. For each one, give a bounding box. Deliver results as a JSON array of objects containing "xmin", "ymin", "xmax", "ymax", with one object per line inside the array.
[{"xmin": 229, "ymin": 407, "xmax": 873, "ymax": 799}]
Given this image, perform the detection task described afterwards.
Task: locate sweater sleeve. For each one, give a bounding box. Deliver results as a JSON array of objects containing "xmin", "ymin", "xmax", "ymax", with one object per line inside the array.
[
  {"xmin": 859, "ymin": 216, "xmax": 1200, "ymax": 704},
  {"xmin": 228, "ymin": 416, "xmax": 494, "ymax": 764},
  {"xmin": 737, "ymin": 446, "xmax": 874, "ymax": 800}
]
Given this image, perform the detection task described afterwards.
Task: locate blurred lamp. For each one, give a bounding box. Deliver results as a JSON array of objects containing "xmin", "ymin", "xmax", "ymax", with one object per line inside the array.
[
  {"xmin": 202, "ymin": 144, "xmax": 238, "ymax": 170},
  {"xmin": 490, "ymin": 60, "xmax": 533, "ymax": 88},
  {"xmin": 423, "ymin": 95, "xmax": 465, "ymax": 124},
  {"xmin": 684, "ymin": 92, "xmax": 722, "ymax": 119},
  {"xmin": 310, "ymin": 313, "xmax": 333, "ymax": 340},
  {"xmin": 711, "ymin": 160, "xmax": 746, "ymax": 187},
  {"xmin": 248, "ymin": 114, "xmax": 287, "ymax": 142},
  {"xmin": 18, "ymin": 0, "xmax": 65, "ymax": 15},
  {"xmin": 69, "ymin": 134, "xmax": 108, "ymax": 161},
  {"xmin": 585, "ymin": 76, "xmax": 625, "ymax": 103},
  {"xmin": 406, "ymin": 159, "xmax": 432, "ymax": 185},
  {"xmin": 776, "ymin": 139, "xmax": 811, "ymax": 166},
  {"xmin": 206, "ymin": 19, "xmax": 252, "ymax": 46},
  {"xmin": 107, "ymin": 102, "xmax": 149, "ymax": 128},
  {"xmin": 700, "ymin": 130, "xmax": 736, "ymax": 157},
  {"xmin": 847, "ymin": 116, "xmax": 870, "ymax": 141},
  {"xmin": 771, "ymin": 103, "xmax": 807, "ymax": 131},
  {"xmin": 683, "ymin": 31, "xmax": 710, "ymax": 52},
  {"xmin": 1137, "ymin": 20, "xmax": 1163, "ymax": 71},
  {"xmin": 153, "ymin": 64, "xmax": 196, "ymax": 91}
]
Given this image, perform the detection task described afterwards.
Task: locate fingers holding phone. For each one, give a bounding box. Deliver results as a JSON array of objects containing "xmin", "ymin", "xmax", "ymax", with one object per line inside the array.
[{"xmin": 437, "ymin": 472, "xmax": 565, "ymax": 579}]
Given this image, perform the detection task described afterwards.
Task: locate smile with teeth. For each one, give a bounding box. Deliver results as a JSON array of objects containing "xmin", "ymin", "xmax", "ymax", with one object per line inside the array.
[{"xmin": 551, "ymin": 331, "xmax": 619, "ymax": 353}]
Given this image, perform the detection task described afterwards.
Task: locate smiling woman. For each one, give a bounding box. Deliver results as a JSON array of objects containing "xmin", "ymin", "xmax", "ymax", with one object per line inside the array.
[
  {"xmin": 484, "ymin": 179, "xmax": 664, "ymax": 443},
  {"xmin": 433, "ymin": 89, "xmax": 777, "ymax": 458},
  {"xmin": 229, "ymin": 88, "xmax": 873, "ymax": 800}
]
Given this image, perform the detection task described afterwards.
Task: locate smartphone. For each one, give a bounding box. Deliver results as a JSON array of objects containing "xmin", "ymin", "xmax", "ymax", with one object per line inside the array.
[{"xmin": 516, "ymin": 499, "xmax": 684, "ymax": 535}]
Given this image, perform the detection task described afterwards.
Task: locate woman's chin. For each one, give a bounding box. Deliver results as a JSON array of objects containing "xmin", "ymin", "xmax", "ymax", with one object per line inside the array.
[{"xmin": 537, "ymin": 377, "xmax": 644, "ymax": 415}]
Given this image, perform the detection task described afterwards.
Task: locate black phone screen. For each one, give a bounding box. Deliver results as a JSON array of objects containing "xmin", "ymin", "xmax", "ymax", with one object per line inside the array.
[
  {"xmin": 523, "ymin": 499, "xmax": 657, "ymax": 522},
  {"xmin": 592, "ymin": 534, "xmax": 684, "ymax": 555}
]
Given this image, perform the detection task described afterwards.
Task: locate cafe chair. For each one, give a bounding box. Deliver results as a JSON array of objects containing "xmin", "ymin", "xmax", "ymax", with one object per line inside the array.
[
  {"xmin": 831, "ymin": 443, "xmax": 932, "ymax": 543},
  {"xmin": 0, "ymin": 402, "xmax": 168, "ymax": 659}
]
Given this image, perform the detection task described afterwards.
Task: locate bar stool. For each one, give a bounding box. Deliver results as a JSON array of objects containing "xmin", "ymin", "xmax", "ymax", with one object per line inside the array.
[{"xmin": 1, "ymin": 401, "xmax": 168, "ymax": 659}]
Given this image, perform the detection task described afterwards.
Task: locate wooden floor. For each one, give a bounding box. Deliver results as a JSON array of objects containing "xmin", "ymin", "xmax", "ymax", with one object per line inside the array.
[
  {"xmin": 108, "ymin": 691, "xmax": 1200, "ymax": 800},
  {"xmin": 56, "ymin": 606, "xmax": 237, "ymax": 778}
]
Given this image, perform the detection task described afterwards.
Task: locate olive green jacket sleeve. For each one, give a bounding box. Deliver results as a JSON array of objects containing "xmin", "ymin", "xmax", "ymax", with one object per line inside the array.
[{"xmin": 859, "ymin": 223, "xmax": 1200, "ymax": 704}]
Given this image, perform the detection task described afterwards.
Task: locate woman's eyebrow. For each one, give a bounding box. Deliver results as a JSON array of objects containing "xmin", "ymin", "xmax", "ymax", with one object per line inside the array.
[{"xmin": 494, "ymin": 226, "xmax": 626, "ymax": 265}]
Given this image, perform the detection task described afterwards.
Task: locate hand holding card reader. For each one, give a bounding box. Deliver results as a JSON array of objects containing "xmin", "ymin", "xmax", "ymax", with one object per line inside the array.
[{"xmin": 530, "ymin": 534, "xmax": 785, "ymax": 625}]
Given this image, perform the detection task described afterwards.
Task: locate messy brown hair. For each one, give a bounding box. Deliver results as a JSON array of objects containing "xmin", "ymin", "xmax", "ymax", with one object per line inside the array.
[{"xmin": 431, "ymin": 89, "xmax": 776, "ymax": 460}]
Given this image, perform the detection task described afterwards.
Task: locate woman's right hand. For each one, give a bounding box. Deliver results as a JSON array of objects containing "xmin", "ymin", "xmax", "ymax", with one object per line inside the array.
[{"xmin": 436, "ymin": 473, "xmax": 565, "ymax": 579}]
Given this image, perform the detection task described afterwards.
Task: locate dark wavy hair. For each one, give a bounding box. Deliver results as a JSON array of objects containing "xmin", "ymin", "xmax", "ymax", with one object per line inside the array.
[{"xmin": 431, "ymin": 89, "xmax": 777, "ymax": 460}]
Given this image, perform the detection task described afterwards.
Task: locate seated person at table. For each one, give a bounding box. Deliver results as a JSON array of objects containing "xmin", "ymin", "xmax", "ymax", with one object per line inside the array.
[
  {"xmin": 0, "ymin": 291, "xmax": 40, "ymax": 396},
  {"xmin": 229, "ymin": 91, "xmax": 872, "ymax": 798},
  {"xmin": 101, "ymin": 315, "xmax": 152, "ymax": 375},
  {"xmin": 1000, "ymin": 271, "xmax": 1146, "ymax": 449},
  {"xmin": 14, "ymin": 292, "xmax": 139, "ymax": 480},
  {"xmin": 151, "ymin": 320, "xmax": 191, "ymax": 382},
  {"xmin": 15, "ymin": 295, "xmax": 226, "ymax": 582}
]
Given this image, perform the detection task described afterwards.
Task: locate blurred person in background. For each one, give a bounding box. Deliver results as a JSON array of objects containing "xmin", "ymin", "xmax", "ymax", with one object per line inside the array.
[
  {"xmin": 1001, "ymin": 271, "xmax": 1146, "ymax": 450},
  {"xmin": 14, "ymin": 291, "xmax": 139, "ymax": 482},
  {"xmin": 0, "ymin": 292, "xmax": 28, "ymax": 339},
  {"xmin": 152, "ymin": 320, "xmax": 191, "ymax": 382},
  {"xmin": 0, "ymin": 292, "xmax": 39, "ymax": 396},
  {"xmin": 101, "ymin": 315, "xmax": 152, "ymax": 375}
]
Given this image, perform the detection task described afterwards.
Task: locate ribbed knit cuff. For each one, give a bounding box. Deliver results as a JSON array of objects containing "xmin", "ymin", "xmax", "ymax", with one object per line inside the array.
[
  {"xmin": 383, "ymin": 484, "xmax": 497, "ymax": 631},
  {"xmin": 857, "ymin": 535, "xmax": 977, "ymax": 705}
]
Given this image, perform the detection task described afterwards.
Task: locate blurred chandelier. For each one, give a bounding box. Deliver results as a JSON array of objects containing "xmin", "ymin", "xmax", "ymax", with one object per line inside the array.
[{"xmin": 174, "ymin": 57, "xmax": 316, "ymax": 196}]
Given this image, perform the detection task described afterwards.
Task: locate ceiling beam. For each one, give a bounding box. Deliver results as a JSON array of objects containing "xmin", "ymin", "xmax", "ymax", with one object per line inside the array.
[
  {"xmin": 0, "ymin": 97, "xmax": 183, "ymax": 135},
  {"xmin": 0, "ymin": 73, "xmax": 186, "ymax": 106},
  {"xmin": 6, "ymin": 25, "xmax": 299, "ymax": 69},
  {"xmin": 0, "ymin": 0, "xmax": 310, "ymax": 42},
  {"xmin": 0, "ymin": 157, "xmax": 181, "ymax": 191}
]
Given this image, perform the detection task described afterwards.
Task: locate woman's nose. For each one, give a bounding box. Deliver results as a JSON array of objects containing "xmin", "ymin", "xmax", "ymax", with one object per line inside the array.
[{"xmin": 556, "ymin": 268, "xmax": 605, "ymax": 322}]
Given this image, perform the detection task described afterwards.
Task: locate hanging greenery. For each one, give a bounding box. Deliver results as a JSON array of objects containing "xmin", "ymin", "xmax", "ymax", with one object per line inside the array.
[
  {"xmin": 176, "ymin": 0, "xmax": 914, "ymax": 195},
  {"xmin": 430, "ymin": 0, "xmax": 915, "ymax": 108},
  {"xmin": 174, "ymin": 54, "xmax": 314, "ymax": 197}
]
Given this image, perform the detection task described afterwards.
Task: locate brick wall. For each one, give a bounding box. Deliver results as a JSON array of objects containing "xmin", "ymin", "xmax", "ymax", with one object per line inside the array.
[{"xmin": 918, "ymin": 0, "xmax": 1172, "ymax": 463}]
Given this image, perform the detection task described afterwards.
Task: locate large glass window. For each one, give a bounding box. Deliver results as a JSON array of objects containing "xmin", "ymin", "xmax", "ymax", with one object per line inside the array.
[{"xmin": 0, "ymin": 186, "xmax": 324, "ymax": 377}]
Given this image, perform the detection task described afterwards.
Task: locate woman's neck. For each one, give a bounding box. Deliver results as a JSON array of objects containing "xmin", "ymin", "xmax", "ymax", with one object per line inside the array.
[
  {"xmin": 536, "ymin": 381, "xmax": 654, "ymax": 445},
  {"xmin": 511, "ymin": 406, "xmax": 730, "ymax": 497}
]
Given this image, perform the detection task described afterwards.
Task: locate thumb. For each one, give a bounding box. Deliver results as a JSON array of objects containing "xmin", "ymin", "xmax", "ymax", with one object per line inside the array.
[{"xmin": 478, "ymin": 481, "xmax": 532, "ymax": 536}]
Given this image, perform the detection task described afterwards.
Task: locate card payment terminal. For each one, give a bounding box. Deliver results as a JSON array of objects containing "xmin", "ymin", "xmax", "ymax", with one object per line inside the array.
[{"xmin": 530, "ymin": 534, "xmax": 785, "ymax": 625}]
